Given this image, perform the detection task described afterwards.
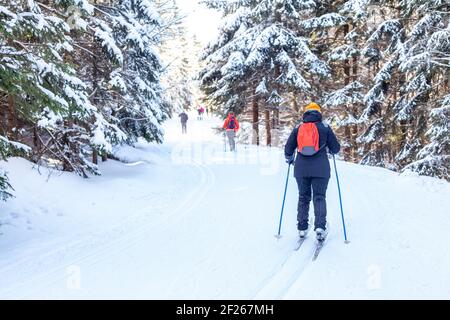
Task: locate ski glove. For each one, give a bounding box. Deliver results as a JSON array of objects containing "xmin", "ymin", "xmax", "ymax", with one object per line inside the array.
[{"xmin": 286, "ymin": 154, "xmax": 295, "ymax": 165}]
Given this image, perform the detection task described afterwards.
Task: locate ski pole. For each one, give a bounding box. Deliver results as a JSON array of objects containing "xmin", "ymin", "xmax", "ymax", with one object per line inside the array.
[
  {"xmin": 275, "ymin": 164, "xmax": 291, "ymax": 239},
  {"xmin": 332, "ymin": 154, "xmax": 349, "ymax": 244},
  {"xmin": 223, "ymin": 131, "xmax": 227, "ymax": 152}
]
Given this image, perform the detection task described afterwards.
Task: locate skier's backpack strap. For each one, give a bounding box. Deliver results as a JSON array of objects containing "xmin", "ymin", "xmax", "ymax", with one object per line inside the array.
[{"xmin": 228, "ymin": 116, "xmax": 236, "ymax": 129}]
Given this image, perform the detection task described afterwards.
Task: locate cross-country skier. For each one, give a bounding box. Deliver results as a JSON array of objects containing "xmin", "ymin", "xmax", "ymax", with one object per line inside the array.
[
  {"xmin": 284, "ymin": 102, "xmax": 340, "ymax": 242},
  {"xmin": 179, "ymin": 111, "xmax": 188, "ymax": 134},
  {"xmin": 222, "ymin": 112, "xmax": 240, "ymax": 152},
  {"xmin": 200, "ymin": 106, "xmax": 205, "ymax": 119}
]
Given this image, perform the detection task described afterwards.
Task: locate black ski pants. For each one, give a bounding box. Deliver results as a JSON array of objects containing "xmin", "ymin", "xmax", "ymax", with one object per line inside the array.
[{"xmin": 296, "ymin": 177, "xmax": 329, "ymax": 231}]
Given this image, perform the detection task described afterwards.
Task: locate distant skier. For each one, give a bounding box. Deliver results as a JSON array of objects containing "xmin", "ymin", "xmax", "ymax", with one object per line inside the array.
[
  {"xmin": 200, "ymin": 106, "xmax": 205, "ymax": 120},
  {"xmin": 284, "ymin": 102, "xmax": 340, "ymax": 242},
  {"xmin": 222, "ymin": 112, "xmax": 240, "ymax": 152},
  {"xmin": 179, "ymin": 111, "xmax": 188, "ymax": 134}
]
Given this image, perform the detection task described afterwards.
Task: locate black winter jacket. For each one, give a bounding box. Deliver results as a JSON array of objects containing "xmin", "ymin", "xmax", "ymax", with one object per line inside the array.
[{"xmin": 284, "ymin": 111, "xmax": 341, "ymax": 178}]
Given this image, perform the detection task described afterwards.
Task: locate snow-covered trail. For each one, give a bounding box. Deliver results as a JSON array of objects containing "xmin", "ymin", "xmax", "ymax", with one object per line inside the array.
[
  {"xmin": 0, "ymin": 114, "xmax": 291, "ymax": 299},
  {"xmin": 0, "ymin": 113, "xmax": 449, "ymax": 299}
]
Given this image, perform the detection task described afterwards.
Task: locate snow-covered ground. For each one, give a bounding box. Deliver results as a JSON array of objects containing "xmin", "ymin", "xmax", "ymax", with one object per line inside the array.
[{"xmin": 0, "ymin": 113, "xmax": 449, "ymax": 299}]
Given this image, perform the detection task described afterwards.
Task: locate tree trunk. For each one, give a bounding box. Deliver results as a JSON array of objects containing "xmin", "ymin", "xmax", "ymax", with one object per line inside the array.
[
  {"xmin": 1, "ymin": 96, "xmax": 5, "ymax": 135},
  {"xmin": 102, "ymin": 154, "xmax": 108, "ymax": 162},
  {"xmin": 272, "ymin": 108, "xmax": 280, "ymax": 146},
  {"xmin": 344, "ymin": 126, "xmax": 351, "ymax": 162},
  {"xmin": 341, "ymin": 24, "xmax": 354, "ymax": 161},
  {"xmin": 62, "ymin": 120, "xmax": 73, "ymax": 172},
  {"xmin": 265, "ymin": 109, "xmax": 271, "ymax": 146},
  {"xmin": 445, "ymin": 68, "xmax": 449, "ymax": 89},
  {"xmin": 91, "ymin": 32, "xmax": 100, "ymax": 164},
  {"xmin": 397, "ymin": 73, "xmax": 407, "ymax": 155},
  {"xmin": 273, "ymin": 108, "xmax": 280, "ymax": 128},
  {"xmin": 33, "ymin": 127, "xmax": 40, "ymax": 150},
  {"xmin": 93, "ymin": 149, "xmax": 98, "ymax": 165},
  {"xmin": 352, "ymin": 55, "xmax": 358, "ymax": 82},
  {"xmin": 343, "ymin": 25, "xmax": 351, "ymax": 87},
  {"xmin": 351, "ymin": 54, "xmax": 359, "ymax": 160},
  {"xmin": 252, "ymin": 97, "xmax": 259, "ymax": 145},
  {"xmin": 293, "ymin": 98, "xmax": 299, "ymax": 118},
  {"xmin": 351, "ymin": 126, "xmax": 358, "ymax": 161},
  {"xmin": 7, "ymin": 95, "xmax": 16, "ymax": 140}
]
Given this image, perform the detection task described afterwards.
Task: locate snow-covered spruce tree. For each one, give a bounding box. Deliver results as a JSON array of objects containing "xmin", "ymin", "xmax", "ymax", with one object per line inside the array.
[
  {"xmin": 360, "ymin": 0, "xmax": 449, "ymax": 176},
  {"xmin": 161, "ymin": 33, "xmax": 195, "ymax": 113},
  {"xmin": 0, "ymin": 136, "xmax": 30, "ymax": 201},
  {"xmin": 0, "ymin": 140, "xmax": 13, "ymax": 201},
  {"xmin": 355, "ymin": 3, "xmax": 405, "ymax": 168},
  {"xmin": 110, "ymin": 0, "xmax": 169, "ymax": 144},
  {"xmin": 199, "ymin": 3, "xmax": 253, "ymax": 116},
  {"xmin": 0, "ymin": 172, "xmax": 11, "ymax": 201},
  {"xmin": 404, "ymin": 94, "xmax": 449, "ymax": 179},
  {"xmin": 0, "ymin": 0, "xmax": 114, "ymax": 177},
  {"xmin": 0, "ymin": 137, "xmax": 14, "ymax": 201},
  {"xmin": 319, "ymin": 0, "xmax": 370, "ymax": 162},
  {"xmin": 201, "ymin": 0, "xmax": 334, "ymax": 146},
  {"xmin": 62, "ymin": 0, "xmax": 129, "ymax": 164},
  {"xmin": 158, "ymin": 0, "xmax": 195, "ymax": 113},
  {"xmin": 394, "ymin": 0, "xmax": 449, "ymax": 177}
]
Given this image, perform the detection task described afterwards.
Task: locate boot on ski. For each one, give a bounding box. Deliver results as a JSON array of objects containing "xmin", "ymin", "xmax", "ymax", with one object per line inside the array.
[
  {"xmin": 298, "ymin": 224, "xmax": 310, "ymax": 239},
  {"xmin": 315, "ymin": 228, "xmax": 328, "ymax": 242}
]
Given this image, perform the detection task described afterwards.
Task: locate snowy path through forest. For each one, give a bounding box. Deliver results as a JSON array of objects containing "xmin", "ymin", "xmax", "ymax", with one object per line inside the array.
[{"xmin": 0, "ymin": 113, "xmax": 449, "ymax": 299}]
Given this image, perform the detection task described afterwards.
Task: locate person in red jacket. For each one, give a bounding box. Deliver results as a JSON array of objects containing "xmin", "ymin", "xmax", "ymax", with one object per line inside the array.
[{"xmin": 222, "ymin": 112, "xmax": 240, "ymax": 152}]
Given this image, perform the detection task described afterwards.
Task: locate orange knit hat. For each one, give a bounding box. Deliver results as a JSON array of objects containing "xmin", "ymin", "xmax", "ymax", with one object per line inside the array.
[{"xmin": 305, "ymin": 102, "xmax": 321, "ymax": 113}]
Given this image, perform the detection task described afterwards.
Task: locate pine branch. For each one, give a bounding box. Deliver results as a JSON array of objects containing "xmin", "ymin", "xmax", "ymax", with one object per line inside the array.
[{"xmin": 43, "ymin": 127, "xmax": 81, "ymax": 176}]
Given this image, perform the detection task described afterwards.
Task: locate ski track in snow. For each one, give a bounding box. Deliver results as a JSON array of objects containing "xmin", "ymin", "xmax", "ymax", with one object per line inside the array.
[
  {"xmin": 0, "ymin": 160, "xmax": 214, "ymax": 298},
  {"xmin": 253, "ymin": 226, "xmax": 333, "ymax": 299},
  {"xmin": 1, "ymin": 112, "xmax": 449, "ymax": 299}
]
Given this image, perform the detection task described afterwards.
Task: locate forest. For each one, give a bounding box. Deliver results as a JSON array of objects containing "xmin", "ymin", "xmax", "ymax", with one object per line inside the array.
[
  {"xmin": 199, "ymin": 0, "xmax": 449, "ymax": 179},
  {"xmin": 1, "ymin": 0, "xmax": 449, "ymax": 203},
  {"xmin": 0, "ymin": 0, "xmax": 197, "ymax": 200}
]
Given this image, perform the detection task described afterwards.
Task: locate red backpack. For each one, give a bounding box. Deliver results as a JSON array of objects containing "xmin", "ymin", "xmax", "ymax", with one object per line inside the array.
[
  {"xmin": 227, "ymin": 116, "xmax": 236, "ymax": 129},
  {"xmin": 297, "ymin": 123, "xmax": 320, "ymax": 156}
]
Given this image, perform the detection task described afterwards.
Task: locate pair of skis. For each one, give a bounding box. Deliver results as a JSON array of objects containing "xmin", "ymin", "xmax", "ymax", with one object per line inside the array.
[{"xmin": 294, "ymin": 236, "xmax": 326, "ymax": 261}]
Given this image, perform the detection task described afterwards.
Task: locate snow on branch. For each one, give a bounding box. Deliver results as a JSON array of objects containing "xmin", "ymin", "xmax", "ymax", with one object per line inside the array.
[
  {"xmin": 136, "ymin": 0, "xmax": 161, "ymax": 25},
  {"xmin": 339, "ymin": 0, "xmax": 369, "ymax": 20},
  {"xmin": 220, "ymin": 51, "xmax": 245, "ymax": 79},
  {"xmin": 404, "ymin": 73, "xmax": 431, "ymax": 93},
  {"xmin": 394, "ymin": 97, "xmax": 416, "ymax": 122},
  {"xmin": 301, "ymin": 13, "xmax": 347, "ymax": 29},
  {"xmin": 276, "ymin": 50, "xmax": 311, "ymax": 90},
  {"xmin": 329, "ymin": 44, "xmax": 359, "ymax": 61},
  {"xmin": 373, "ymin": 59, "xmax": 396, "ymax": 83},
  {"xmin": 366, "ymin": 19, "xmax": 403, "ymax": 52},
  {"xmin": 68, "ymin": 0, "xmax": 94, "ymax": 14},
  {"xmin": 255, "ymin": 78, "xmax": 268, "ymax": 95},
  {"xmin": 0, "ymin": 136, "xmax": 31, "ymax": 153},
  {"xmin": 324, "ymin": 81, "xmax": 364, "ymax": 107},
  {"xmin": 410, "ymin": 13, "xmax": 442, "ymax": 42},
  {"xmin": 427, "ymin": 25, "xmax": 450, "ymax": 54},
  {"xmin": 94, "ymin": 22, "xmax": 123, "ymax": 64},
  {"xmin": 356, "ymin": 119, "xmax": 383, "ymax": 144},
  {"xmin": 399, "ymin": 52, "xmax": 431, "ymax": 72}
]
